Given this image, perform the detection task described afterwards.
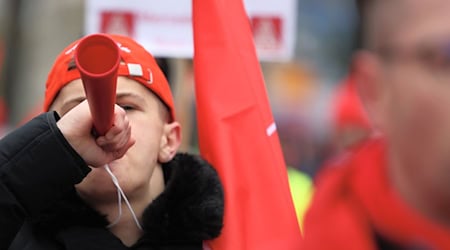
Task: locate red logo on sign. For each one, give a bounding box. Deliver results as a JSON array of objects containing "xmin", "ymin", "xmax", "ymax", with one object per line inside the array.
[
  {"xmin": 100, "ymin": 11, "xmax": 136, "ymax": 37},
  {"xmin": 251, "ymin": 16, "xmax": 282, "ymax": 50}
]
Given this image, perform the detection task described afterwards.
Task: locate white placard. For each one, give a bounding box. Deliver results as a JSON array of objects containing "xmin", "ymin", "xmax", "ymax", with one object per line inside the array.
[{"xmin": 85, "ymin": 0, "xmax": 297, "ymax": 61}]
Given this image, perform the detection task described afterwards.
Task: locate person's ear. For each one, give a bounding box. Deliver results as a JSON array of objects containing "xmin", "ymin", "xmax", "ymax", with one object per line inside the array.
[
  {"xmin": 158, "ymin": 121, "xmax": 181, "ymax": 163},
  {"xmin": 352, "ymin": 50, "xmax": 387, "ymax": 131}
]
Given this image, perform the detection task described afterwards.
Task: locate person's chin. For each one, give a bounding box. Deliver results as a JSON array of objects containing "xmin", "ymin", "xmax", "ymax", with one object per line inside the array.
[
  {"xmin": 79, "ymin": 167, "xmax": 121, "ymax": 188},
  {"xmin": 75, "ymin": 180, "xmax": 119, "ymax": 203}
]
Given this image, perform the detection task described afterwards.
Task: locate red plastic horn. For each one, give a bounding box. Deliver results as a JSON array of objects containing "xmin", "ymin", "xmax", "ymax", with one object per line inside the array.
[{"xmin": 75, "ymin": 34, "xmax": 120, "ymax": 136}]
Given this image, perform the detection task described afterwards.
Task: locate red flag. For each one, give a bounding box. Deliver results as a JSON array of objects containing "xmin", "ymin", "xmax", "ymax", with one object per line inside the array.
[{"xmin": 192, "ymin": 0, "xmax": 302, "ymax": 249}]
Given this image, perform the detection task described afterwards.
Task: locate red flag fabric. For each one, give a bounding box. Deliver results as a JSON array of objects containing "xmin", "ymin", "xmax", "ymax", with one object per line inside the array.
[{"xmin": 192, "ymin": 0, "xmax": 302, "ymax": 249}]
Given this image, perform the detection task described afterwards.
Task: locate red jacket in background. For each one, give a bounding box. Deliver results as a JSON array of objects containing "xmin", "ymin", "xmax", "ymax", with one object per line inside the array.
[{"xmin": 302, "ymin": 137, "xmax": 450, "ymax": 249}]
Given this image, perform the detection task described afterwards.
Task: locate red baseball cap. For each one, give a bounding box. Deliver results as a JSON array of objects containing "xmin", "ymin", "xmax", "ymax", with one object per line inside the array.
[{"xmin": 44, "ymin": 33, "xmax": 175, "ymax": 121}]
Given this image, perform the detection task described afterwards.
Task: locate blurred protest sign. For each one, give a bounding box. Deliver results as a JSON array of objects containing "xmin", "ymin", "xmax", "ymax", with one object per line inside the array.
[{"xmin": 85, "ymin": 0, "xmax": 297, "ymax": 61}]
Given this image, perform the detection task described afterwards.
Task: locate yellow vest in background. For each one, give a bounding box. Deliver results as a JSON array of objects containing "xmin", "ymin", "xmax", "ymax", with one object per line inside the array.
[{"xmin": 287, "ymin": 167, "xmax": 314, "ymax": 233}]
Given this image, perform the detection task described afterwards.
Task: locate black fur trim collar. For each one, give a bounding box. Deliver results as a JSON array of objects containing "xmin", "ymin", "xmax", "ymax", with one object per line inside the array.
[{"xmin": 32, "ymin": 153, "xmax": 224, "ymax": 243}]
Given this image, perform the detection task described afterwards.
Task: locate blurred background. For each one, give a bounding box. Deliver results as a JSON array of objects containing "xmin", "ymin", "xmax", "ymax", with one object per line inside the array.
[{"xmin": 0, "ymin": 0, "xmax": 365, "ymax": 180}]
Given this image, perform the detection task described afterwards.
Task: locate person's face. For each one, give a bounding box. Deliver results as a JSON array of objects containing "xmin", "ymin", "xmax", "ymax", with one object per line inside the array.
[
  {"xmin": 50, "ymin": 76, "xmax": 180, "ymax": 202},
  {"xmin": 356, "ymin": 0, "xmax": 450, "ymax": 185}
]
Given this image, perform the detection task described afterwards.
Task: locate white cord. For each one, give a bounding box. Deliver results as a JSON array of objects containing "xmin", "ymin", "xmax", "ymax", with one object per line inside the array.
[
  {"xmin": 106, "ymin": 185, "xmax": 122, "ymax": 227},
  {"xmin": 104, "ymin": 164, "xmax": 143, "ymax": 230}
]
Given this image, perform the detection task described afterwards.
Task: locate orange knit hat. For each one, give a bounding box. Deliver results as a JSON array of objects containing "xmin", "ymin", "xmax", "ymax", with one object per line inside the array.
[{"xmin": 44, "ymin": 33, "xmax": 175, "ymax": 121}]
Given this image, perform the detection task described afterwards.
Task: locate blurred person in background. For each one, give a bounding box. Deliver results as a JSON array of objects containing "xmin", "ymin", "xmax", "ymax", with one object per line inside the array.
[
  {"xmin": 312, "ymin": 68, "xmax": 373, "ymax": 181},
  {"xmin": 0, "ymin": 40, "xmax": 8, "ymax": 136},
  {"xmin": 276, "ymin": 114, "xmax": 314, "ymax": 232},
  {"xmin": 330, "ymin": 69, "xmax": 371, "ymax": 154},
  {"xmin": 1, "ymin": 34, "xmax": 223, "ymax": 249},
  {"xmin": 0, "ymin": 97, "xmax": 9, "ymax": 136},
  {"xmin": 302, "ymin": 0, "xmax": 450, "ymax": 249}
]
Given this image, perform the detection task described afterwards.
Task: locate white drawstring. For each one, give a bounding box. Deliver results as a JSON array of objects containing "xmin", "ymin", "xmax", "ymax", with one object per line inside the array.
[
  {"xmin": 107, "ymin": 183, "xmax": 122, "ymax": 227},
  {"xmin": 104, "ymin": 164, "xmax": 143, "ymax": 230}
]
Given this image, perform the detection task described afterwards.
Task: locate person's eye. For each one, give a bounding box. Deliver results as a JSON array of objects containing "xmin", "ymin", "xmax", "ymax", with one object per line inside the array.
[
  {"xmin": 59, "ymin": 102, "xmax": 82, "ymax": 117},
  {"xmin": 119, "ymin": 104, "xmax": 135, "ymax": 111}
]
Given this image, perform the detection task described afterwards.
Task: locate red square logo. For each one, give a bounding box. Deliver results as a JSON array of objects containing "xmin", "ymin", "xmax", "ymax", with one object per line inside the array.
[
  {"xmin": 251, "ymin": 16, "xmax": 283, "ymax": 50},
  {"xmin": 100, "ymin": 11, "xmax": 136, "ymax": 37}
]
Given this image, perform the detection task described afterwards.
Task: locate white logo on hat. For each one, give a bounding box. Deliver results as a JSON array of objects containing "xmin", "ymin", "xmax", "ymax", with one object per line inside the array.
[
  {"xmin": 147, "ymin": 69, "xmax": 153, "ymax": 84},
  {"xmin": 65, "ymin": 44, "xmax": 78, "ymax": 55},
  {"xmin": 120, "ymin": 46, "xmax": 131, "ymax": 53},
  {"xmin": 116, "ymin": 42, "xmax": 131, "ymax": 53},
  {"xmin": 127, "ymin": 63, "xmax": 143, "ymax": 76},
  {"xmin": 126, "ymin": 64, "xmax": 153, "ymax": 84}
]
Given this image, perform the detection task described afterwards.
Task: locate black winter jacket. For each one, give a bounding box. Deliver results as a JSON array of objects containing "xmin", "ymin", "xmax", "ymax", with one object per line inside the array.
[{"xmin": 0, "ymin": 112, "xmax": 224, "ymax": 250}]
